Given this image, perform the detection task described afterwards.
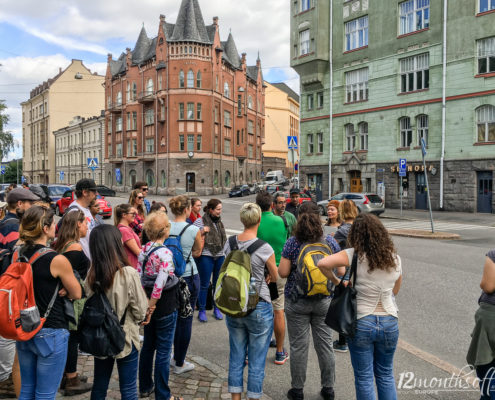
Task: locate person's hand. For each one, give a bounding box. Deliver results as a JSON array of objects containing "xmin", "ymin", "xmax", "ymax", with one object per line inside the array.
[
  {"xmin": 342, "ymin": 280, "xmax": 350, "ymax": 287},
  {"xmin": 203, "ymin": 226, "xmax": 210, "ymax": 233},
  {"xmin": 265, "ymin": 275, "xmax": 272, "ymax": 284},
  {"xmin": 58, "ymin": 288, "xmax": 68, "ymax": 297},
  {"xmin": 141, "ymin": 306, "xmax": 156, "ymax": 326}
]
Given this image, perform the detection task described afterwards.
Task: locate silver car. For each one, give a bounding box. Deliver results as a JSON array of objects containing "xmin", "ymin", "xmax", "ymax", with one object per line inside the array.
[{"xmin": 317, "ymin": 192, "xmax": 385, "ymax": 216}]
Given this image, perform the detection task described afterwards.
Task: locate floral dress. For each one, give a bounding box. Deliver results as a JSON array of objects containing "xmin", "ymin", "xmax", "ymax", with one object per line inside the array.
[{"xmin": 137, "ymin": 242, "xmax": 175, "ymax": 299}]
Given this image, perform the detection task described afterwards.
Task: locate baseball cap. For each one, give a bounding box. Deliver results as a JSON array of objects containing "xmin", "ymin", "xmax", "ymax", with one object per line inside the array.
[
  {"xmin": 7, "ymin": 187, "xmax": 40, "ymax": 203},
  {"xmin": 75, "ymin": 178, "xmax": 97, "ymax": 191},
  {"xmin": 289, "ymin": 188, "xmax": 300, "ymax": 195}
]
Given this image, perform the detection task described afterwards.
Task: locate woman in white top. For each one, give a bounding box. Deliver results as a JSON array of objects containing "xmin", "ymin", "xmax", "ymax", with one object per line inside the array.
[{"xmin": 317, "ymin": 213, "xmax": 402, "ymax": 400}]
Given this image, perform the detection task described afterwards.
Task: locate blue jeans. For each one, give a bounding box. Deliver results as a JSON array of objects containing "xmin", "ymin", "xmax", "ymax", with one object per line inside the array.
[
  {"xmin": 91, "ymin": 345, "xmax": 139, "ymax": 400},
  {"xmin": 16, "ymin": 328, "xmax": 69, "ymax": 400},
  {"xmin": 139, "ymin": 311, "xmax": 177, "ymax": 400},
  {"xmin": 477, "ymin": 361, "xmax": 495, "ymax": 399},
  {"xmin": 174, "ymin": 274, "xmax": 200, "ymax": 367},
  {"xmin": 197, "ymin": 255, "xmax": 224, "ymax": 311},
  {"xmin": 225, "ymin": 301, "xmax": 274, "ymax": 399},
  {"xmin": 348, "ymin": 315, "xmax": 399, "ymax": 400}
]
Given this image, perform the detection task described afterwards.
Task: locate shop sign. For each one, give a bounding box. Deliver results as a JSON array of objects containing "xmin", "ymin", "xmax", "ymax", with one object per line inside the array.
[{"xmin": 390, "ymin": 164, "xmax": 435, "ymax": 173}]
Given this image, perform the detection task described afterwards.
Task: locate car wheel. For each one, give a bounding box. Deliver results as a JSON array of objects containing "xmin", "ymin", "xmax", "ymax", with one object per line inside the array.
[
  {"xmin": 318, "ymin": 205, "xmax": 326, "ymax": 216},
  {"xmin": 56, "ymin": 206, "xmax": 61, "ymax": 216}
]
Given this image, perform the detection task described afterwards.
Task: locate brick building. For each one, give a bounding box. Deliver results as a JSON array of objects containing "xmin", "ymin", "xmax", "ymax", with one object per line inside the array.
[{"xmin": 104, "ymin": 0, "xmax": 265, "ymax": 195}]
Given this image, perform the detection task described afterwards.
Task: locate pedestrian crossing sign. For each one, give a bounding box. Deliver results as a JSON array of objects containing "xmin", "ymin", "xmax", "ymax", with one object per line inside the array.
[
  {"xmin": 87, "ymin": 158, "xmax": 98, "ymax": 171},
  {"xmin": 287, "ymin": 136, "xmax": 298, "ymax": 150}
]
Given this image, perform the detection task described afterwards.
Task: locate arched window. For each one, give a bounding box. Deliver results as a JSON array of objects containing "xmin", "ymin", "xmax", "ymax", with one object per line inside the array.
[
  {"xmin": 159, "ymin": 37, "xmax": 164, "ymax": 45},
  {"xmin": 187, "ymin": 69, "xmax": 194, "ymax": 87},
  {"xmin": 224, "ymin": 82, "xmax": 230, "ymax": 98},
  {"xmin": 107, "ymin": 171, "xmax": 112, "ymax": 186},
  {"xmin": 196, "ymin": 70, "xmax": 202, "ymax": 88},
  {"xmin": 399, "ymin": 117, "xmax": 412, "ymax": 147},
  {"xmin": 417, "ymin": 115, "xmax": 428, "ymax": 146},
  {"xmin": 214, "ymin": 170, "xmax": 219, "ymax": 186},
  {"xmin": 146, "ymin": 78, "xmax": 153, "ymax": 95},
  {"xmin": 146, "ymin": 169, "xmax": 155, "ymax": 187},
  {"xmin": 358, "ymin": 122, "xmax": 368, "ymax": 150},
  {"xmin": 225, "ymin": 170, "xmax": 231, "ymax": 187},
  {"xmin": 129, "ymin": 169, "xmax": 137, "ymax": 187},
  {"xmin": 248, "ymin": 95, "xmax": 253, "ymax": 109},
  {"xmin": 116, "ymin": 91, "xmax": 122, "ymax": 105},
  {"xmin": 345, "ymin": 124, "xmax": 355, "ymax": 151},
  {"xmin": 179, "ymin": 70, "xmax": 184, "ymax": 88},
  {"xmin": 161, "ymin": 170, "xmax": 166, "ymax": 187},
  {"xmin": 476, "ymin": 105, "xmax": 495, "ymax": 143}
]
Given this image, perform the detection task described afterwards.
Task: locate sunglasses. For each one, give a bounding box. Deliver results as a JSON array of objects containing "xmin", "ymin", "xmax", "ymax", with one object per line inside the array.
[
  {"xmin": 126, "ymin": 212, "xmax": 137, "ymax": 217},
  {"xmin": 141, "ymin": 188, "xmax": 149, "ymax": 192},
  {"xmin": 137, "ymin": 196, "xmax": 144, "ymax": 199}
]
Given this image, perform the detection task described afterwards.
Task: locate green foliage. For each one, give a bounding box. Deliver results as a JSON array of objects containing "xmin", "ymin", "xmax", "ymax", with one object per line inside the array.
[
  {"xmin": 0, "ymin": 100, "xmax": 14, "ymax": 162},
  {"xmin": 2, "ymin": 159, "xmax": 21, "ymax": 183}
]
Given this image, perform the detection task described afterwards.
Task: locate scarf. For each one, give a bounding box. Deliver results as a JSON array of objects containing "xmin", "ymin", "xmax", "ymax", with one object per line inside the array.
[{"xmin": 203, "ymin": 213, "xmax": 226, "ymax": 255}]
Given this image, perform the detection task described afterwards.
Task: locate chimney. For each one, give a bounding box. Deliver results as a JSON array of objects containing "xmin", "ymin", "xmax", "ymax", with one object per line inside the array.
[
  {"xmin": 241, "ymin": 53, "xmax": 246, "ymax": 65},
  {"xmin": 213, "ymin": 16, "xmax": 219, "ymax": 25},
  {"xmin": 59, "ymin": 67, "xmax": 62, "ymax": 73},
  {"xmin": 107, "ymin": 53, "xmax": 113, "ymax": 62},
  {"xmin": 160, "ymin": 14, "xmax": 165, "ymax": 22}
]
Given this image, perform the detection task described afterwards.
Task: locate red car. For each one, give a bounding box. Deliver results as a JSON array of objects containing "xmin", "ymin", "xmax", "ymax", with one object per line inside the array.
[
  {"xmin": 56, "ymin": 190, "xmax": 112, "ymax": 218},
  {"xmin": 283, "ymin": 192, "xmax": 312, "ymax": 204}
]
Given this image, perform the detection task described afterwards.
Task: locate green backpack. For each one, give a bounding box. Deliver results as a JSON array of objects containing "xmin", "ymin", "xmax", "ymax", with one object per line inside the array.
[{"xmin": 214, "ymin": 236, "xmax": 266, "ymax": 318}]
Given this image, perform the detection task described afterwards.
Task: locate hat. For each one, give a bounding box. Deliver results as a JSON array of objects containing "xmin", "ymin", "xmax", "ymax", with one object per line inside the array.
[
  {"xmin": 76, "ymin": 178, "xmax": 97, "ymax": 191},
  {"xmin": 289, "ymin": 188, "xmax": 300, "ymax": 195},
  {"xmin": 327, "ymin": 200, "xmax": 340, "ymax": 209},
  {"xmin": 7, "ymin": 188, "xmax": 40, "ymax": 203}
]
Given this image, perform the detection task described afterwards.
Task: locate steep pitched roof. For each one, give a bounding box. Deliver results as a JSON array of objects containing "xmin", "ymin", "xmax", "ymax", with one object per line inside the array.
[
  {"xmin": 132, "ymin": 26, "xmax": 152, "ymax": 65},
  {"xmin": 170, "ymin": 0, "xmax": 211, "ymax": 43},
  {"xmin": 206, "ymin": 24, "xmax": 216, "ymax": 42},
  {"xmin": 110, "ymin": 53, "xmax": 126, "ymax": 76},
  {"xmin": 270, "ymin": 82, "xmax": 299, "ymax": 103},
  {"xmin": 221, "ymin": 33, "xmax": 241, "ymax": 69},
  {"xmin": 247, "ymin": 66, "xmax": 259, "ymax": 81}
]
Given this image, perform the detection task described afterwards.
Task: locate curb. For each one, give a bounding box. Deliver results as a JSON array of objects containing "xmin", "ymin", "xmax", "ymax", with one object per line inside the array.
[{"xmin": 388, "ymin": 229, "xmax": 460, "ymax": 240}]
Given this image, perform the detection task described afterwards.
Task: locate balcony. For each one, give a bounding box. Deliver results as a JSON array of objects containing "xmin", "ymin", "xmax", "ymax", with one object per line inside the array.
[
  {"xmin": 138, "ymin": 91, "xmax": 155, "ymax": 103},
  {"xmin": 108, "ymin": 156, "xmax": 122, "ymax": 164},
  {"xmin": 138, "ymin": 152, "xmax": 155, "ymax": 161},
  {"xmin": 108, "ymin": 102, "xmax": 123, "ymax": 113}
]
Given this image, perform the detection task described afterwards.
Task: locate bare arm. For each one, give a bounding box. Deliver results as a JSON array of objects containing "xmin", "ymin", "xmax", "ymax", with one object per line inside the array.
[
  {"xmin": 393, "ymin": 275, "xmax": 402, "ymax": 296},
  {"xmin": 125, "ymin": 239, "xmax": 142, "ymax": 256},
  {"xmin": 317, "ymin": 250, "xmax": 351, "ymax": 286},
  {"xmin": 481, "ymin": 256, "xmax": 495, "ymax": 294},
  {"xmin": 265, "ymin": 253, "xmax": 278, "ymax": 282},
  {"xmin": 278, "ymin": 257, "xmax": 291, "ymax": 279},
  {"xmin": 191, "ymin": 230, "xmax": 203, "ymax": 258},
  {"xmin": 50, "ymin": 255, "xmax": 82, "ymax": 300}
]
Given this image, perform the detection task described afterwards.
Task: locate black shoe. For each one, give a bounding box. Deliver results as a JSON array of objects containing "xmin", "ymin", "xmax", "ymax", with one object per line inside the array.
[
  {"xmin": 320, "ymin": 387, "xmax": 335, "ymax": 400},
  {"xmin": 287, "ymin": 388, "xmax": 304, "ymax": 400},
  {"xmin": 140, "ymin": 386, "xmax": 154, "ymax": 398},
  {"xmin": 269, "ymin": 338, "xmax": 276, "ymax": 348}
]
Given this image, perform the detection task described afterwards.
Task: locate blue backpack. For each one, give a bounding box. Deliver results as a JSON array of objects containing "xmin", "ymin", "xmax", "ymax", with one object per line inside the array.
[{"xmin": 163, "ymin": 224, "xmax": 192, "ymax": 277}]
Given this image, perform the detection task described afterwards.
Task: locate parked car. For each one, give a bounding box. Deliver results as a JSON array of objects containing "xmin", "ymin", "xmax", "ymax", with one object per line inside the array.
[
  {"xmin": 95, "ymin": 185, "xmax": 116, "ymax": 197},
  {"xmin": 265, "ymin": 185, "xmax": 284, "ymax": 195},
  {"xmin": 56, "ymin": 190, "xmax": 112, "ymax": 218},
  {"xmin": 317, "ymin": 192, "xmax": 385, "ymax": 216},
  {"xmin": 283, "ymin": 191, "xmax": 312, "ymax": 204},
  {"xmin": 229, "ymin": 185, "xmax": 251, "ymax": 198},
  {"xmin": 47, "ymin": 185, "xmax": 71, "ymax": 205},
  {"xmin": 248, "ymin": 184, "xmax": 259, "ymax": 194}
]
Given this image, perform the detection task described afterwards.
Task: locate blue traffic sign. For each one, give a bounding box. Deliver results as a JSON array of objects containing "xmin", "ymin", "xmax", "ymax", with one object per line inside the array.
[
  {"xmin": 87, "ymin": 158, "xmax": 98, "ymax": 171},
  {"xmin": 420, "ymin": 138, "xmax": 427, "ymax": 157},
  {"xmin": 287, "ymin": 136, "xmax": 298, "ymax": 150},
  {"xmin": 21, "ymin": 176, "xmax": 26, "ymax": 183},
  {"xmin": 60, "ymin": 171, "xmax": 65, "ymax": 181},
  {"xmin": 0, "ymin": 166, "xmax": 5, "ymax": 175},
  {"xmin": 115, "ymin": 168, "xmax": 122, "ymax": 184},
  {"xmin": 399, "ymin": 158, "xmax": 407, "ymax": 177}
]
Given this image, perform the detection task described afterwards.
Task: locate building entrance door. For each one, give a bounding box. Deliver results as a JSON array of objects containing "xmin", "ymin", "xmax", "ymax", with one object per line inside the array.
[
  {"xmin": 477, "ymin": 171, "xmax": 493, "ymax": 213},
  {"xmin": 349, "ymin": 171, "xmax": 362, "ymax": 193},
  {"xmin": 415, "ymin": 173, "xmax": 427, "ymax": 210},
  {"xmin": 186, "ymin": 173, "xmax": 195, "ymax": 193}
]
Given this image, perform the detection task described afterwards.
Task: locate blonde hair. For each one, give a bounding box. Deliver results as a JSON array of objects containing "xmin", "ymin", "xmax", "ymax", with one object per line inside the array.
[
  {"xmin": 169, "ymin": 195, "xmax": 190, "ymax": 216},
  {"xmin": 19, "ymin": 205, "xmax": 54, "ymax": 245},
  {"xmin": 143, "ymin": 211, "xmax": 170, "ymax": 241},
  {"xmin": 240, "ymin": 203, "xmax": 261, "ymax": 228},
  {"xmin": 339, "ymin": 199, "xmax": 359, "ymax": 221}
]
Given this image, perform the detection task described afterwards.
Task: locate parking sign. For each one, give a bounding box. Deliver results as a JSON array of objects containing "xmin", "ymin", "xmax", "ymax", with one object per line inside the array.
[{"xmin": 399, "ymin": 158, "xmax": 407, "ymax": 177}]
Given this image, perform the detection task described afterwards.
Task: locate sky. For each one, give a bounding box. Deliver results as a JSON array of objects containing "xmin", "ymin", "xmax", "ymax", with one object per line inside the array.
[{"xmin": 0, "ymin": 0, "xmax": 300, "ymax": 162}]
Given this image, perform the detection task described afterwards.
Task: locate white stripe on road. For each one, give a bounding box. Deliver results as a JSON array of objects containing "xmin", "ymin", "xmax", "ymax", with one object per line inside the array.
[{"xmin": 382, "ymin": 220, "xmax": 495, "ymax": 232}]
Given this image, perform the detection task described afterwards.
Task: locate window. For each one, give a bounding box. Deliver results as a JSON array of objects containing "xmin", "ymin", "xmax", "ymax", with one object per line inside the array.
[
  {"xmin": 248, "ymin": 144, "xmax": 253, "ymax": 158},
  {"xmin": 345, "ymin": 67, "xmax": 369, "ymax": 103},
  {"xmin": 214, "ymin": 170, "xmax": 219, "ymax": 186},
  {"xmin": 307, "ymin": 133, "xmax": 314, "ymax": 153},
  {"xmin": 301, "ymin": 0, "xmax": 311, "ymax": 12},
  {"xmin": 345, "ymin": 124, "xmax": 356, "ymax": 151},
  {"xmin": 225, "ymin": 170, "xmax": 231, "ymax": 186},
  {"xmin": 480, "ymin": 0, "xmax": 495, "ymax": 12},
  {"xmin": 197, "ymin": 135, "xmax": 202, "ymax": 151},
  {"xmin": 215, "ymin": 106, "xmax": 219, "ymax": 123},
  {"xmin": 248, "ymin": 120, "xmax": 254, "ymax": 135},
  {"xmin": 477, "ymin": 105, "xmax": 495, "ymax": 142},
  {"xmin": 145, "ymin": 108, "xmax": 154, "ymax": 125},
  {"xmin": 179, "ymin": 103, "xmax": 184, "ymax": 119},
  {"xmin": 131, "ymin": 111, "xmax": 137, "ymax": 130},
  {"xmin": 132, "ymin": 83, "xmax": 137, "ymax": 100},
  {"xmin": 158, "ymin": 74, "xmax": 162, "ymax": 90},
  {"xmin": 224, "ymin": 139, "xmax": 231, "ymax": 154},
  {"xmin": 317, "ymin": 92, "xmax": 324, "ymax": 108},
  {"xmin": 224, "ymin": 110, "xmax": 231, "ymax": 127},
  {"xmin": 179, "ymin": 70, "xmax": 185, "ymax": 88},
  {"xmin": 307, "ymin": 94, "xmax": 314, "ymax": 110},
  {"xmin": 187, "ymin": 135, "xmax": 194, "ymax": 151},
  {"xmin": 399, "ymin": 0, "xmax": 430, "ymax": 35},
  {"xmin": 417, "ymin": 115, "xmax": 428, "ymax": 146},
  {"xmin": 116, "ymin": 91, "xmax": 121, "ymax": 105},
  {"xmin": 345, "ymin": 16, "xmax": 368, "ymax": 51},
  {"xmin": 187, "ymin": 69, "xmax": 194, "ymax": 87},
  {"xmin": 116, "ymin": 143, "xmax": 123, "ymax": 157},
  {"xmin": 224, "ymin": 82, "xmax": 230, "ymax": 98},
  {"xmin": 248, "ymin": 95, "xmax": 253, "ymax": 109},
  {"xmin": 359, "ymin": 122, "xmax": 368, "ymax": 150},
  {"xmin": 214, "ymin": 136, "xmax": 219, "ymax": 152},
  {"xmin": 477, "ymin": 37, "xmax": 495, "ymax": 74},
  {"xmin": 196, "ymin": 71, "xmax": 202, "ymax": 88},
  {"xmin": 299, "ymin": 29, "xmax": 310, "ymax": 55},
  {"xmin": 146, "ymin": 78, "xmax": 153, "ymax": 95},
  {"xmin": 179, "ymin": 135, "xmax": 185, "ymax": 151},
  {"xmin": 146, "ymin": 138, "xmax": 154, "ymax": 153},
  {"xmin": 161, "ymin": 170, "xmax": 166, "ymax": 187},
  {"xmin": 126, "ymin": 112, "xmax": 131, "ymax": 130},
  {"xmin": 187, "ymin": 103, "xmax": 194, "ymax": 120},
  {"xmin": 146, "ymin": 169, "xmax": 154, "ymax": 187},
  {"xmin": 400, "ymin": 53, "xmax": 429, "ymax": 92},
  {"xmin": 237, "ymin": 95, "xmax": 242, "ymax": 115},
  {"xmin": 236, "ymin": 130, "xmax": 240, "ymax": 145},
  {"xmin": 116, "ymin": 116, "xmax": 122, "ymax": 132},
  {"xmin": 400, "ymin": 117, "xmax": 413, "ymax": 147},
  {"xmin": 317, "ymin": 132, "xmax": 324, "ymax": 153},
  {"xmin": 197, "ymin": 103, "xmax": 202, "ymax": 120}
]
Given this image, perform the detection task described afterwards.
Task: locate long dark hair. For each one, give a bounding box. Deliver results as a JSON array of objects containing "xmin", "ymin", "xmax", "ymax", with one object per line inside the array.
[
  {"xmin": 114, "ymin": 203, "xmax": 132, "ymax": 226},
  {"xmin": 294, "ymin": 202, "xmax": 323, "ymax": 243},
  {"xmin": 86, "ymin": 225, "xmax": 130, "ymax": 292},
  {"xmin": 348, "ymin": 214, "xmax": 397, "ymax": 272},
  {"xmin": 204, "ymin": 198, "xmax": 221, "ymax": 214},
  {"xmin": 53, "ymin": 210, "xmax": 85, "ymax": 252}
]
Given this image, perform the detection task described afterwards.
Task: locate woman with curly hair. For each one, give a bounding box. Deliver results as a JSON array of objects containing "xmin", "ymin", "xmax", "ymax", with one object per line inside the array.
[{"xmin": 317, "ymin": 213, "xmax": 403, "ymax": 400}]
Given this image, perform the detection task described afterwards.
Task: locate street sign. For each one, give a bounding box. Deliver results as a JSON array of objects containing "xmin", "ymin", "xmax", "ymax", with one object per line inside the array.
[
  {"xmin": 115, "ymin": 168, "xmax": 122, "ymax": 184},
  {"xmin": 376, "ymin": 168, "xmax": 385, "ymax": 173},
  {"xmin": 421, "ymin": 138, "xmax": 427, "ymax": 157},
  {"xmin": 87, "ymin": 158, "xmax": 98, "ymax": 171},
  {"xmin": 399, "ymin": 158, "xmax": 407, "ymax": 177},
  {"xmin": 287, "ymin": 136, "xmax": 298, "ymax": 150},
  {"xmin": 21, "ymin": 176, "xmax": 26, "ymax": 184},
  {"xmin": 261, "ymin": 171, "xmax": 265, "ymax": 178},
  {"xmin": 0, "ymin": 166, "xmax": 5, "ymax": 175},
  {"xmin": 60, "ymin": 171, "xmax": 65, "ymax": 182},
  {"xmin": 287, "ymin": 150, "xmax": 299, "ymax": 164}
]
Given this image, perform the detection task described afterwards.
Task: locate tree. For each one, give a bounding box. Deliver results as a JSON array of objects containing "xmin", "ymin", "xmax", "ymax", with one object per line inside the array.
[
  {"xmin": 3, "ymin": 159, "xmax": 21, "ymax": 183},
  {"xmin": 0, "ymin": 100, "xmax": 14, "ymax": 162}
]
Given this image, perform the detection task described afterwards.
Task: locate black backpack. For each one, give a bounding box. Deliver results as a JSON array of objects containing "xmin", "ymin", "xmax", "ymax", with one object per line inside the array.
[
  {"xmin": 77, "ymin": 285, "xmax": 126, "ymax": 358},
  {"xmin": 55, "ymin": 205, "xmax": 79, "ymax": 235},
  {"xmin": 0, "ymin": 216, "xmax": 20, "ymax": 275}
]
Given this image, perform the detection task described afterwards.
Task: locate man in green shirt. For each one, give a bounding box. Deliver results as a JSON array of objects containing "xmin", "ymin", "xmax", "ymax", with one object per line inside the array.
[
  {"xmin": 273, "ymin": 192, "xmax": 297, "ymax": 239},
  {"xmin": 256, "ymin": 191, "xmax": 289, "ymax": 365}
]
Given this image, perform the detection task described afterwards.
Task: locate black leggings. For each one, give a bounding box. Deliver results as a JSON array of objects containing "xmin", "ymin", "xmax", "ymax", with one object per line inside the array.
[{"xmin": 64, "ymin": 331, "xmax": 79, "ymax": 374}]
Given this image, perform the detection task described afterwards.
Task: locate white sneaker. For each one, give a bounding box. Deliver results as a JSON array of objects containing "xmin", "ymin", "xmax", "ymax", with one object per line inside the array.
[
  {"xmin": 174, "ymin": 361, "xmax": 194, "ymax": 374},
  {"xmin": 139, "ymin": 335, "xmax": 144, "ymax": 342},
  {"xmin": 170, "ymin": 354, "xmax": 176, "ymax": 367}
]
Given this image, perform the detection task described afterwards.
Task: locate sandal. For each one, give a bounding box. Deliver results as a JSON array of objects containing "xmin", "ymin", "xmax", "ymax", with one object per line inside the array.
[{"xmin": 170, "ymin": 396, "xmax": 184, "ymax": 400}]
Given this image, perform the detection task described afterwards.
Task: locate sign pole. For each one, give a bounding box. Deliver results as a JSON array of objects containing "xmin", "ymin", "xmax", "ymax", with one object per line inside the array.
[
  {"xmin": 421, "ymin": 139, "xmax": 434, "ymax": 233},
  {"xmin": 400, "ymin": 176, "xmax": 403, "ymax": 217}
]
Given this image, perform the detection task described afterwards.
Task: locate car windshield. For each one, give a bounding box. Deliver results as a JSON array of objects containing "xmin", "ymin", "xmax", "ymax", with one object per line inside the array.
[
  {"xmin": 232, "ymin": 186, "xmax": 242, "ymax": 190},
  {"xmin": 48, "ymin": 186, "xmax": 70, "ymax": 196},
  {"xmin": 367, "ymin": 194, "xmax": 383, "ymax": 203}
]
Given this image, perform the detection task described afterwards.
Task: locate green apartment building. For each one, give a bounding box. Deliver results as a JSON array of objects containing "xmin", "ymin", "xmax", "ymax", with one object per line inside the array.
[{"xmin": 291, "ymin": 0, "xmax": 495, "ymax": 212}]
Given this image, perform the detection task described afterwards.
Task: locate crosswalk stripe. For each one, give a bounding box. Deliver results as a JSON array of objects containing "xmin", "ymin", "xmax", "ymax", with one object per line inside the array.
[{"xmin": 382, "ymin": 220, "xmax": 495, "ymax": 232}]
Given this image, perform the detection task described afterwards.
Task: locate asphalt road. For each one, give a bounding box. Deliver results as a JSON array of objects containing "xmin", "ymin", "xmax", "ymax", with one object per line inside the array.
[{"xmin": 100, "ymin": 192, "xmax": 492, "ymax": 399}]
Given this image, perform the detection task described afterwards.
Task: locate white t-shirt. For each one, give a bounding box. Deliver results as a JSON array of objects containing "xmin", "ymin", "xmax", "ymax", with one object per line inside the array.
[{"xmin": 68, "ymin": 200, "xmax": 95, "ymax": 260}]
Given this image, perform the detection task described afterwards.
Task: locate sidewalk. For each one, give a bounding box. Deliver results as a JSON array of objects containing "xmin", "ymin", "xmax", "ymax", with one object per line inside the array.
[{"xmin": 382, "ymin": 207, "xmax": 495, "ymax": 226}]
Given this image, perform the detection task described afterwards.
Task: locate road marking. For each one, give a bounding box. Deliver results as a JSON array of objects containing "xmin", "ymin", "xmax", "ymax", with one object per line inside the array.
[{"xmin": 382, "ymin": 220, "xmax": 495, "ymax": 232}]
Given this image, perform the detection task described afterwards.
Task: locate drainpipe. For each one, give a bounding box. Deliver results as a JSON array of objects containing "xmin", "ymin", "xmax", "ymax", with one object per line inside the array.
[
  {"xmin": 328, "ymin": 0, "xmax": 334, "ymax": 198},
  {"xmin": 440, "ymin": 0, "xmax": 447, "ymax": 210}
]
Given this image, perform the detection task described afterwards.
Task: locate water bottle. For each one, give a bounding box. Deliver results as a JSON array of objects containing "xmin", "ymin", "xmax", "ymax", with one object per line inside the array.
[{"xmin": 249, "ymin": 277, "xmax": 257, "ymax": 295}]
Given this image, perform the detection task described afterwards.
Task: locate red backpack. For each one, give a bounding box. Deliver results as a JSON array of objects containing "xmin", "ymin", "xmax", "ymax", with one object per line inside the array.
[{"xmin": 0, "ymin": 247, "xmax": 58, "ymax": 341}]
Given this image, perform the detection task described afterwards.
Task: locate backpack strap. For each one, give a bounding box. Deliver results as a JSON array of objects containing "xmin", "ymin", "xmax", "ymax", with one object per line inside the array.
[
  {"xmin": 228, "ymin": 235, "xmax": 238, "ymax": 251},
  {"xmin": 142, "ymin": 245, "xmax": 166, "ymax": 270},
  {"xmin": 43, "ymin": 281, "xmax": 60, "ymax": 319},
  {"xmin": 28, "ymin": 248, "xmax": 57, "ymax": 265},
  {"xmin": 178, "ymin": 224, "xmax": 194, "ymax": 264},
  {"xmin": 246, "ymin": 239, "xmax": 266, "ymax": 256},
  {"xmin": 61, "ymin": 241, "xmax": 78, "ymax": 254}
]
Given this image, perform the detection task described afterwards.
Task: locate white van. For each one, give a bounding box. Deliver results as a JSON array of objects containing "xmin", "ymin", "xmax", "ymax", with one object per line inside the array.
[{"xmin": 264, "ymin": 170, "xmax": 284, "ymax": 184}]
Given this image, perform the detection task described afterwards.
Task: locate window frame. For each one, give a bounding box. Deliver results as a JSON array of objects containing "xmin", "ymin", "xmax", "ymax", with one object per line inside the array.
[
  {"xmin": 400, "ymin": 53, "xmax": 429, "ymax": 93},
  {"xmin": 417, "ymin": 115, "xmax": 428, "ymax": 146},
  {"xmin": 399, "ymin": 0, "xmax": 430, "ymax": 36},
  {"xmin": 399, "ymin": 117, "xmax": 413, "ymax": 147},
  {"xmin": 224, "ymin": 82, "xmax": 230, "ymax": 98},
  {"xmin": 307, "ymin": 133, "xmax": 314, "ymax": 154},
  {"xmin": 317, "ymin": 132, "xmax": 324, "ymax": 153},
  {"xmin": 179, "ymin": 70, "xmax": 185, "ymax": 88},
  {"xmin": 307, "ymin": 94, "xmax": 314, "ymax": 110},
  {"xmin": 187, "ymin": 69, "xmax": 194, "ymax": 88},
  {"xmin": 477, "ymin": 37, "xmax": 495, "ymax": 75},
  {"xmin": 476, "ymin": 105, "xmax": 495, "ymax": 143},
  {"xmin": 345, "ymin": 67, "xmax": 369, "ymax": 103},
  {"xmin": 187, "ymin": 103, "xmax": 194, "ymax": 120},
  {"xmin": 197, "ymin": 135, "xmax": 202, "ymax": 151},
  {"xmin": 317, "ymin": 92, "xmax": 324, "ymax": 108},
  {"xmin": 179, "ymin": 135, "xmax": 185, "ymax": 151},
  {"xmin": 345, "ymin": 16, "xmax": 368, "ymax": 52},
  {"xmin": 197, "ymin": 103, "xmax": 202, "ymax": 120},
  {"xmin": 179, "ymin": 103, "xmax": 185, "ymax": 120},
  {"xmin": 345, "ymin": 124, "xmax": 356, "ymax": 151},
  {"xmin": 479, "ymin": 0, "xmax": 495, "ymax": 13},
  {"xmin": 146, "ymin": 138, "xmax": 154, "ymax": 153},
  {"xmin": 187, "ymin": 134, "xmax": 194, "ymax": 152},
  {"xmin": 359, "ymin": 122, "xmax": 368, "ymax": 150},
  {"xmin": 196, "ymin": 70, "xmax": 202, "ymax": 88},
  {"xmin": 299, "ymin": 29, "xmax": 311, "ymax": 56},
  {"xmin": 145, "ymin": 108, "xmax": 154, "ymax": 125},
  {"xmin": 146, "ymin": 78, "xmax": 154, "ymax": 95}
]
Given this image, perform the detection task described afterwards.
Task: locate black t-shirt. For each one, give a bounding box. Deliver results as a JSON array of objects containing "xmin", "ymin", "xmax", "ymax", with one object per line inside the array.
[
  {"xmin": 64, "ymin": 250, "xmax": 90, "ymax": 281},
  {"xmin": 24, "ymin": 244, "xmax": 68, "ymax": 330},
  {"xmin": 146, "ymin": 284, "xmax": 179, "ymax": 318}
]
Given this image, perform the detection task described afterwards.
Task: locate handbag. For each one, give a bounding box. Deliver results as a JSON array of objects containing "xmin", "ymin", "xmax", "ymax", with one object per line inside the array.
[{"xmin": 324, "ymin": 252, "xmax": 358, "ymax": 337}]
